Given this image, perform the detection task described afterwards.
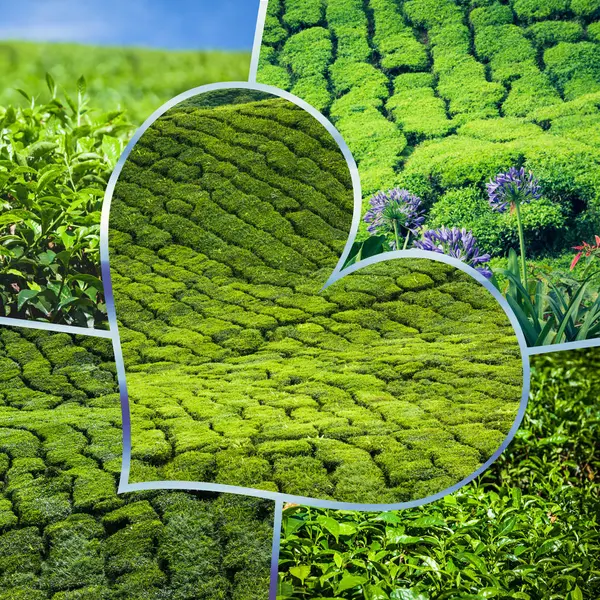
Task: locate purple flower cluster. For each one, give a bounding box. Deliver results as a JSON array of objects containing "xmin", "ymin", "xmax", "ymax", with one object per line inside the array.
[
  {"xmin": 487, "ymin": 167, "xmax": 542, "ymax": 213},
  {"xmin": 364, "ymin": 188, "xmax": 425, "ymax": 239},
  {"xmin": 414, "ymin": 227, "xmax": 493, "ymax": 279}
]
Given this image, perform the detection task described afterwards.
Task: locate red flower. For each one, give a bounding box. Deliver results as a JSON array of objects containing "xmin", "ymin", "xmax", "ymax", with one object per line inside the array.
[{"xmin": 571, "ymin": 237, "xmax": 600, "ymax": 270}]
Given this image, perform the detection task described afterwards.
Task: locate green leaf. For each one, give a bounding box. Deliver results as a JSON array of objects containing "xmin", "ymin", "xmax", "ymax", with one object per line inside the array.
[
  {"xmin": 27, "ymin": 141, "xmax": 59, "ymax": 160},
  {"xmin": 364, "ymin": 584, "xmax": 390, "ymax": 600},
  {"xmin": 45, "ymin": 72, "xmax": 57, "ymax": 97},
  {"xmin": 0, "ymin": 210, "xmax": 35, "ymax": 227},
  {"xmin": 77, "ymin": 75, "xmax": 87, "ymax": 97},
  {"xmin": 17, "ymin": 289, "xmax": 39, "ymax": 310},
  {"xmin": 289, "ymin": 565, "xmax": 311, "ymax": 584},
  {"xmin": 410, "ymin": 516, "xmax": 446, "ymax": 528},
  {"xmin": 317, "ymin": 516, "xmax": 340, "ymax": 540},
  {"xmin": 101, "ymin": 135, "xmax": 122, "ymax": 165},
  {"xmin": 336, "ymin": 574, "xmax": 367, "ymax": 594}
]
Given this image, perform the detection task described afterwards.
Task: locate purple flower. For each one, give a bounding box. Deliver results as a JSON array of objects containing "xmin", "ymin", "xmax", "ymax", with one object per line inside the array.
[
  {"xmin": 487, "ymin": 167, "xmax": 542, "ymax": 213},
  {"xmin": 414, "ymin": 227, "xmax": 493, "ymax": 279},
  {"xmin": 364, "ymin": 188, "xmax": 426, "ymax": 240}
]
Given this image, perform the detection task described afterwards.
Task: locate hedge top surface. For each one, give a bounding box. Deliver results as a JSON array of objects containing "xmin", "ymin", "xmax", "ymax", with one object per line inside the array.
[
  {"xmin": 108, "ymin": 90, "xmax": 524, "ymax": 507},
  {"xmin": 257, "ymin": 0, "xmax": 600, "ymax": 258},
  {"xmin": 0, "ymin": 327, "xmax": 273, "ymax": 599}
]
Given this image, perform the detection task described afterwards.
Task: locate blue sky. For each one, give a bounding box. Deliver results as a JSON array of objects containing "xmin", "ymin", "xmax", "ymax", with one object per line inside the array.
[{"xmin": 0, "ymin": 0, "xmax": 262, "ymax": 50}]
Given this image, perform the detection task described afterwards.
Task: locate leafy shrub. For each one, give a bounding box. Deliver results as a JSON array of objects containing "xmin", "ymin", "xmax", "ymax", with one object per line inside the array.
[
  {"xmin": 511, "ymin": 0, "xmax": 570, "ymax": 22},
  {"xmin": 544, "ymin": 41, "xmax": 600, "ymax": 99},
  {"xmin": 526, "ymin": 20, "xmax": 584, "ymax": 47},
  {"xmin": 588, "ymin": 20, "xmax": 600, "ymax": 42},
  {"xmin": 0, "ymin": 328, "xmax": 273, "ymax": 598},
  {"xmin": 282, "ymin": 0, "xmax": 325, "ymax": 30},
  {"xmin": 469, "ymin": 3, "xmax": 514, "ymax": 28},
  {"xmin": 370, "ymin": 0, "xmax": 429, "ymax": 71},
  {"xmin": 571, "ymin": 0, "xmax": 600, "ymax": 18},
  {"xmin": 0, "ymin": 79, "xmax": 132, "ymax": 326},
  {"xmin": 388, "ymin": 74, "xmax": 454, "ymax": 140},
  {"xmin": 325, "ymin": 0, "xmax": 371, "ymax": 62},
  {"xmin": 277, "ymin": 348, "xmax": 600, "ymax": 599},
  {"xmin": 262, "ymin": 0, "xmax": 287, "ymax": 45},
  {"xmin": 280, "ymin": 27, "xmax": 333, "ymax": 77}
]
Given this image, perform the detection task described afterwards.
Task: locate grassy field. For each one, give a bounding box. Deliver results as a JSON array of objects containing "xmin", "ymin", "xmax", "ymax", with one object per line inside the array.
[
  {"xmin": 0, "ymin": 41, "xmax": 251, "ymax": 124},
  {"xmin": 276, "ymin": 346, "xmax": 600, "ymax": 599},
  {"xmin": 258, "ymin": 0, "xmax": 600, "ymax": 264},
  {"xmin": 0, "ymin": 327, "xmax": 273, "ymax": 599},
  {"xmin": 109, "ymin": 92, "xmax": 522, "ymax": 504}
]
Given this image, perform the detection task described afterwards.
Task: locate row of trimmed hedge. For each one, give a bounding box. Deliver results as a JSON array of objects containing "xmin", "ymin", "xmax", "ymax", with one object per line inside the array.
[{"xmin": 0, "ymin": 328, "xmax": 273, "ymax": 599}]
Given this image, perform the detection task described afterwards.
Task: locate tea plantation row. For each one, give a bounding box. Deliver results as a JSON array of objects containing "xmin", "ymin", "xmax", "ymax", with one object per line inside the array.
[
  {"xmin": 110, "ymin": 95, "xmax": 522, "ymax": 503},
  {"xmin": 258, "ymin": 0, "xmax": 600, "ymax": 257},
  {"xmin": 277, "ymin": 347, "xmax": 600, "ymax": 599},
  {"xmin": 0, "ymin": 328, "xmax": 272, "ymax": 599}
]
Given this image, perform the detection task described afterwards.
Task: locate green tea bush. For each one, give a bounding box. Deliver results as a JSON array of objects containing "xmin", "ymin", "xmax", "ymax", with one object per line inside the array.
[
  {"xmin": 258, "ymin": 0, "xmax": 600, "ymax": 260},
  {"xmin": 0, "ymin": 80, "xmax": 132, "ymax": 326},
  {"xmin": 280, "ymin": 27, "xmax": 333, "ymax": 77},
  {"xmin": 325, "ymin": 0, "xmax": 371, "ymax": 62},
  {"xmin": 282, "ymin": 0, "xmax": 325, "ymax": 30},
  {"xmin": 544, "ymin": 41, "xmax": 600, "ymax": 98},
  {"xmin": 277, "ymin": 347, "xmax": 600, "ymax": 599},
  {"xmin": 0, "ymin": 328, "xmax": 274, "ymax": 598},
  {"xmin": 571, "ymin": 0, "xmax": 600, "ymax": 18},
  {"xmin": 511, "ymin": 0, "xmax": 570, "ymax": 22},
  {"xmin": 108, "ymin": 92, "xmax": 522, "ymax": 503},
  {"xmin": 526, "ymin": 20, "xmax": 584, "ymax": 47},
  {"xmin": 370, "ymin": 0, "xmax": 429, "ymax": 71}
]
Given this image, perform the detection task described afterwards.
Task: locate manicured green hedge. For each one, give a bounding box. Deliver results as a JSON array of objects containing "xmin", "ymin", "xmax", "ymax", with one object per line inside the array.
[
  {"xmin": 282, "ymin": 0, "xmax": 325, "ymax": 30},
  {"xmin": 511, "ymin": 0, "xmax": 570, "ymax": 22},
  {"xmin": 370, "ymin": 0, "xmax": 429, "ymax": 71},
  {"xmin": 276, "ymin": 347, "xmax": 600, "ymax": 599},
  {"xmin": 544, "ymin": 41, "xmax": 600, "ymax": 99},
  {"xmin": 107, "ymin": 93, "xmax": 523, "ymax": 504},
  {"xmin": 0, "ymin": 328, "xmax": 273, "ymax": 598}
]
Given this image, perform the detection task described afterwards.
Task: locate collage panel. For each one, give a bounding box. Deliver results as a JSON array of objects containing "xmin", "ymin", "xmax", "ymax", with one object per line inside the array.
[
  {"xmin": 275, "ymin": 347, "xmax": 600, "ymax": 599},
  {"xmin": 257, "ymin": 0, "xmax": 600, "ymax": 349},
  {"xmin": 107, "ymin": 86, "xmax": 525, "ymax": 506},
  {"xmin": 0, "ymin": 326, "xmax": 273, "ymax": 599},
  {"xmin": 0, "ymin": 43, "xmax": 251, "ymax": 330}
]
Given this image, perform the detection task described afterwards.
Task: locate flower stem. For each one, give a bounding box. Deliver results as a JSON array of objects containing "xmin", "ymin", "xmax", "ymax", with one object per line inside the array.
[
  {"xmin": 514, "ymin": 200, "xmax": 528, "ymax": 289},
  {"xmin": 403, "ymin": 229, "xmax": 411, "ymax": 250},
  {"xmin": 393, "ymin": 221, "xmax": 400, "ymax": 252}
]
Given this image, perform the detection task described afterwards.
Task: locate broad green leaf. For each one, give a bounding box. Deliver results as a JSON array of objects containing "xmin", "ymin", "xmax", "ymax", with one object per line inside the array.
[
  {"xmin": 364, "ymin": 584, "xmax": 390, "ymax": 600},
  {"xmin": 336, "ymin": 574, "xmax": 367, "ymax": 594},
  {"xmin": 317, "ymin": 516, "xmax": 340, "ymax": 540},
  {"xmin": 289, "ymin": 565, "xmax": 311, "ymax": 584},
  {"xmin": 410, "ymin": 516, "xmax": 446, "ymax": 528},
  {"xmin": 17, "ymin": 289, "xmax": 39, "ymax": 310}
]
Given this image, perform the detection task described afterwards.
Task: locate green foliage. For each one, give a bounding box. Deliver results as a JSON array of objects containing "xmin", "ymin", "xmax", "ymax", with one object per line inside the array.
[
  {"xmin": 107, "ymin": 92, "xmax": 522, "ymax": 502},
  {"xmin": 526, "ymin": 21, "xmax": 584, "ymax": 48},
  {"xmin": 544, "ymin": 42, "xmax": 600, "ymax": 99},
  {"xmin": 277, "ymin": 348, "xmax": 600, "ymax": 599},
  {"xmin": 280, "ymin": 28, "xmax": 333, "ymax": 78},
  {"xmin": 370, "ymin": 0, "xmax": 429, "ymax": 71},
  {"xmin": 282, "ymin": 0, "xmax": 325, "ymax": 30},
  {"xmin": 570, "ymin": 0, "xmax": 600, "ymax": 18},
  {"xmin": 0, "ymin": 80, "xmax": 132, "ymax": 326},
  {"xmin": 257, "ymin": 0, "xmax": 600, "ymax": 265},
  {"xmin": 0, "ymin": 328, "xmax": 273, "ymax": 598},
  {"xmin": 511, "ymin": 0, "xmax": 570, "ymax": 22},
  {"xmin": 0, "ymin": 42, "xmax": 251, "ymax": 125}
]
